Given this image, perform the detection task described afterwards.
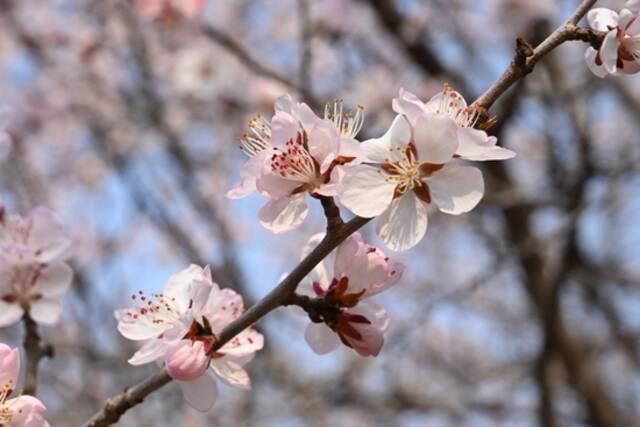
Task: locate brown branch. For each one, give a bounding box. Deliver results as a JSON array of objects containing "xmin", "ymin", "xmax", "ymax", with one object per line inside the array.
[
  {"xmin": 22, "ymin": 313, "xmax": 53, "ymax": 396},
  {"xmin": 81, "ymin": 370, "xmax": 172, "ymax": 427},
  {"xmin": 474, "ymin": 0, "xmax": 600, "ymax": 111}
]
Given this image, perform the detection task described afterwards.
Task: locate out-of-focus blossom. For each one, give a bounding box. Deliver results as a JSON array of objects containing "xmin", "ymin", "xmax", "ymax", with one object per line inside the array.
[
  {"xmin": 585, "ymin": 4, "xmax": 640, "ymax": 77},
  {"xmin": 136, "ymin": 0, "xmax": 204, "ymax": 22},
  {"xmin": 298, "ymin": 233, "xmax": 404, "ymax": 357},
  {"xmin": 0, "ymin": 344, "xmax": 49, "ymax": 427},
  {"xmin": 227, "ymin": 94, "xmax": 363, "ymax": 234},
  {"xmin": 0, "ymin": 207, "xmax": 73, "ymax": 327},
  {"xmin": 116, "ymin": 264, "xmax": 263, "ymax": 411}
]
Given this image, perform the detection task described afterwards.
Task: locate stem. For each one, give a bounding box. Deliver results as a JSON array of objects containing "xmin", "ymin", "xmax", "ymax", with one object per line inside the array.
[{"xmin": 22, "ymin": 313, "xmax": 53, "ymax": 396}]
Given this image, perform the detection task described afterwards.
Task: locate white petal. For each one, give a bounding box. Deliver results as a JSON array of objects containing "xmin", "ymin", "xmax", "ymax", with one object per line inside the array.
[
  {"xmin": 0, "ymin": 301, "xmax": 24, "ymax": 327},
  {"xmin": 338, "ymin": 165, "xmax": 396, "ymax": 217},
  {"xmin": 376, "ymin": 192, "xmax": 428, "ymax": 251},
  {"xmin": 225, "ymin": 152, "xmax": 269, "ymax": 199},
  {"xmin": 271, "ymin": 111, "xmax": 300, "ymax": 145},
  {"xmin": 307, "ymin": 123, "xmax": 339, "ymax": 174},
  {"xmin": 29, "ymin": 299, "xmax": 62, "ymax": 325},
  {"xmin": 300, "ymin": 233, "xmax": 331, "ymax": 291},
  {"xmin": 304, "ymin": 322, "xmax": 340, "ymax": 354},
  {"xmin": 114, "ymin": 309, "xmax": 168, "ymax": 341},
  {"xmin": 178, "ymin": 372, "xmax": 218, "ymax": 412},
  {"xmin": 5, "ymin": 395, "xmax": 48, "ymax": 427},
  {"xmin": 585, "ymin": 47, "xmax": 610, "ymax": 78},
  {"xmin": 255, "ymin": 169, "xmax": 302, "ymax": 199},
  {"xmin": 28, "ymin": 207, "xmax": 71, "ymax": 263},
  {"xmin": 258, "ymin": 194, "xmax": 308, "ymax": 233},
  {"xmin": 413, "ymin": 113, "xmax": 458, "ymax": 164},
  {"xmin": 626, "ymin": 0, "xmax": 640, "ymax": 13},
  {"xmin": 209, "ymin": 359, "xmax": 251, "ymax": 390},
  {"xmin": 359, "ymin": 115, "xmax": 411, "ymax": 163},
  {"xmin": 0, "ymin": 344, "xmax": 20, "ymax": 387},
  {"xmin": 456, "ymin": 129, "xmax": 516, "ymax": 161},
  {"xmin": 128, "ymin": 339, "xmax": 166, "ymax": 365},
  {"xmin": 33, "ymin": 262, "xmax": 72, "ymax": 298},
  {"xmin": 427, "ymin": 165, "xmax": 484, "ymax": 215},
  {"xmin": 274, "ymin": 93, "xmax": 293, "ymax": 113},
  {"xmin": 587, "ymin": 8, "xmax": 619, "ymax": 31},
  {"xmin": 601, "ymin": 30, "xmax": 621, "ymax": 74},
  {"xmin": 164, "ymin": 264, "xmax": 210, "ymax": 314},
  {"xmin": 391, "ymin": 88, "xmax": 426, "ymax": 127}
]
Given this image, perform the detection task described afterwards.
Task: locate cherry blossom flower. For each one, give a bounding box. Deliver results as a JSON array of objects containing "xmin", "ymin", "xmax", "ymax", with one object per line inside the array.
[
  {"xmin": 393, "ymin": 87, "xmax": 515, "ymax": 161},
  {"xmin": 0, "ymin": 207, "xmax": 73, "ymax": 327},
  {"xmin": 0, "ymin": 344, "xmax": 49, "ymax": 427},
  {"xmin": 585, "ymin": 3, "xmax": 640, "ymax": 77},
  {"xmin": 227, "ymin": 94, "xmax": 364, "ymax": 233},
  {"xmin": 115, "ymin": 264, "xmax": 263, "ymax": 411},
  {"xmin": 298, "ymin": 233, "xmax": 404, "ymax": 357},
  {"xmin": 136, "ymin": 0, "xmax": 204, "ymax": 22}
]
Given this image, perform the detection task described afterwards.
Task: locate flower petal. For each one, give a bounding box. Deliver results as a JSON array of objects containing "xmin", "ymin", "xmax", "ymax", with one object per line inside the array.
[
  {"xmin": 114, "ymin": 308, "xmax": 169, "ymax": 341},
  {"xmin": 33, "ymin": 262, "xmax": 73, "ymax": 298},
  {"xmin": 587, "ymin": 8, "xmax": 619, "ymax": 31},
  {"xmin": 338, "ymin": 165, "xmax": 396, "ymax": 218},
  {"xmin": 209, "ymin": 359, "xmax": 251, "ymax": 390},
  {"xmin": 0, "ymin": 343, "xmax": 20, "ymax": 387},
  {"xmin": 0, "ymin": 301, "xmax": 24, "ymax": 328},
  {"xmin": 28, "ymin": 207, "xmax": 71, "ymax": 263},
  {"xmin": 178, "ymin": 371, "xmax": 218, "ymax": 412},
  {"xmin": 258, "ymin": 193, "xmax": 308, "ymax": 233},
  {"xmin": 376, "ymin": 192, "xmax": 428, "ymax": 251},
  {"xmin": 413, "ymin": 113, "xmax": 458, "ymax": 164},
  {"xmin": 29, "ymin": 299, "xmax": 63, "ymax": 325},
  {"xmin": 128, "ymin": 339, "xmax": 167, "ymax": 365},
  {"xmin": 391, "ymin": 88, "xmax": 426, "ymax": 127},
  {"xmin": 304, "ymin": 322, "xmax": 340, "ymax": 354},
  {"xmin": 226, "ymin": 151, "xmax": 269, "ymax": 199},
  {"xmin": 456, "ymin": 129, "xmax": 516, "ymax": 161},
  {"xmin": 601, "ymin": 30, "xmax": 621, "ymax": 74},
  {"xmin": 165, "ymin": 340, "xmax": 209, "ymax": 381},
  {"xmin": 359, "ymin": 115, "xmax": 411, "ymax": 163},
  {"xmin": 585, "ymin": 47, "xmax": 610, "ymax": 78},
  {"xmin": 5, "ymin": 395, "xmax": 48, "ymax": 427},
  {"xmin": 427, "ymin": 165, "xmax": 484, "ymax": 215}
]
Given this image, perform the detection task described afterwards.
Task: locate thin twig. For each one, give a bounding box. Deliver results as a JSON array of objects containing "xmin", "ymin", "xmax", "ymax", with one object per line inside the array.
[
  {"xmin": 22, "ymin": 313, "xmax": 53, "ymax": 396},
  {"xmin": 474, "ymin": 0, "xmax": 599, "ymax": 110}
]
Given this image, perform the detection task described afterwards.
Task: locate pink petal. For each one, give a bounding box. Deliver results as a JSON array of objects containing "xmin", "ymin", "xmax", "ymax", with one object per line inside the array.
[
  {"xmin": 413, "ymin": 113, "xmax": 458, "ymax": 164},
  {"xmin": 33, "ymin": 262, "xmax": 72, "ymax": 298},
  {"xmin": 29, "ymin": 299, "xmax": 62, "ymax": 325},
  {"xmin": 5, "ymin": 395, "xmax": 48, "ymax": 427},
  {"xmin": 0, "ymin": 300, "xmax": 24, "ymax": 328},
  {"xmin": 338, "ymin": 165, "xmax": 396, "ymax": 217},
  {"xmin": 128, "ymin": 339, "xmax": 166, "ymax": 365},
  {"xmin": 427, "ymin": 165, "xmax": 484, "ymax": 215},
  {"xmin": 165, "ymin": 340, "xmax": 210, "ymax": 381},
  {"xmin": 376, "ymin": 192, "xmax": 428, "ymax": 251},
  {"xmin": 391, "ymin": 87, "xmax": 426, "ymax": 127},
  {"xmin": 178, "ymin": 372, "xmax": 218, "ymax": 412},
  {"xmin": 226, "ymin": 152, "xmax": 270, "ymax": 199},
  {"xmin": 304, "ymin": 322, "xmax": 340, "ymax": 354},
  {"xmin": 258, "ymin": 194, "xmax": 308, "ymax": 233},
  {"xmin": 27, "ymin": 207, "xmax": 71, "ymax": 263},
  {"xmin": 209, "ymin": 359, "xmax": 251, "ymax": 390},
  {"xmin": 587, "ymin": 8, "xmax": 619, "ymax": 31},
  {"xmin": 0, "ymin": 343, "xmax": 20, "ymax": 387}
]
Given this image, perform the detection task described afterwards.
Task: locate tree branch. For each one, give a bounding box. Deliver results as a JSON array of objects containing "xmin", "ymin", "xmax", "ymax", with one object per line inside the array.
[
  {"xmin": 474, "ymin": 0, "xmax": 599, "ymax": 111},
  {"xmin": 22, "ymin": 313, "xmax": 53, "ymax": 396}
]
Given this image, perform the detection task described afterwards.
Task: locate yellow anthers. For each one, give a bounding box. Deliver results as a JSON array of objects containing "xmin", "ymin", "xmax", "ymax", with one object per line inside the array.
[
  {"xmin": 324, "ymin": 98, "xmax": 364, "ymax": 138},
  {"xmin": 240, "ymin": 113, "xmax": 272, "ymax": 156}
]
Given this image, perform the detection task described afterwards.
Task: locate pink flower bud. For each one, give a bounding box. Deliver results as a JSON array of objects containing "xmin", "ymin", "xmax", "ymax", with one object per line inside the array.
[{"xmin": 165, "ymin": 340, "xmax": 209, "ymax": 381}]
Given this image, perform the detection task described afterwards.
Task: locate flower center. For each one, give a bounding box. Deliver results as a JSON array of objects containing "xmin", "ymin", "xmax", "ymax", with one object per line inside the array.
[
  {"xmin": 125, "ymin": 291, "xmax": 182, "ymax": 325},
  {"xmin": 240, "ymin": 113, "xmax": 272, "ymax": 156},
  {"xmin": 0, "ymin": 378, "xmax": 14, "ymax": 424},
  {"xmin": 380, "ymin": 144, "xmax": 424, "ymax": 195},
  {"xmin": 435, "ymin": 84, "xmax": 479, "ymax": 128},
  {"xmin": 1, "ymin": 264, "xmax": 45, "ymax": 305},
  {"xmin": 270, "ymin": 131, "xmax": 319, "ymax": 184},
  {"xmin": 324, "ymin": 98, "xmax": 364, "ymax": 138}
]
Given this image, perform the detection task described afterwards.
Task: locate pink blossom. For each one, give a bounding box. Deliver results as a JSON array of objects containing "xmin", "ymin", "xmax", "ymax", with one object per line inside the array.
[
  {"xmin": 299, "ymin": 233, "xmax": 404, "ymax": 357},
  {"xmin": 227, "ymin": 94, "xmax": 363, "ymax": 233},
  {"xmin": 0, "ymin": 207, "xmax": 73, "ymax": 327},
  {"xmin": 115, "ymin": 264, "xmax": 263, "ymax": 411},
  {"xmin": 136, "ymin": 0, "xmax": 204, "ymax": 21},
  {"xmin": 585, "ymin": 4, "xmax": 640, "ymax": 77},
  {"xmin": 0, "ymin": 344, "xmax": 49, "ymax": 427}
]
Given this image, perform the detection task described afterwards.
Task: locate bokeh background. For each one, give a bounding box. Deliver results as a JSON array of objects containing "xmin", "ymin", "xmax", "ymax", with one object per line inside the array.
[{"xmin": 0, "ymin": 0, "xmax": 639, "ymax": 426}]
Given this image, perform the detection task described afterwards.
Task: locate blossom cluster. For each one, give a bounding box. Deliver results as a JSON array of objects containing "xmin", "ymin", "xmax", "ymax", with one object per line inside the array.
[{"xmin": 585, "ymin": 0, "xmax": 640, "ymax": 77}]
